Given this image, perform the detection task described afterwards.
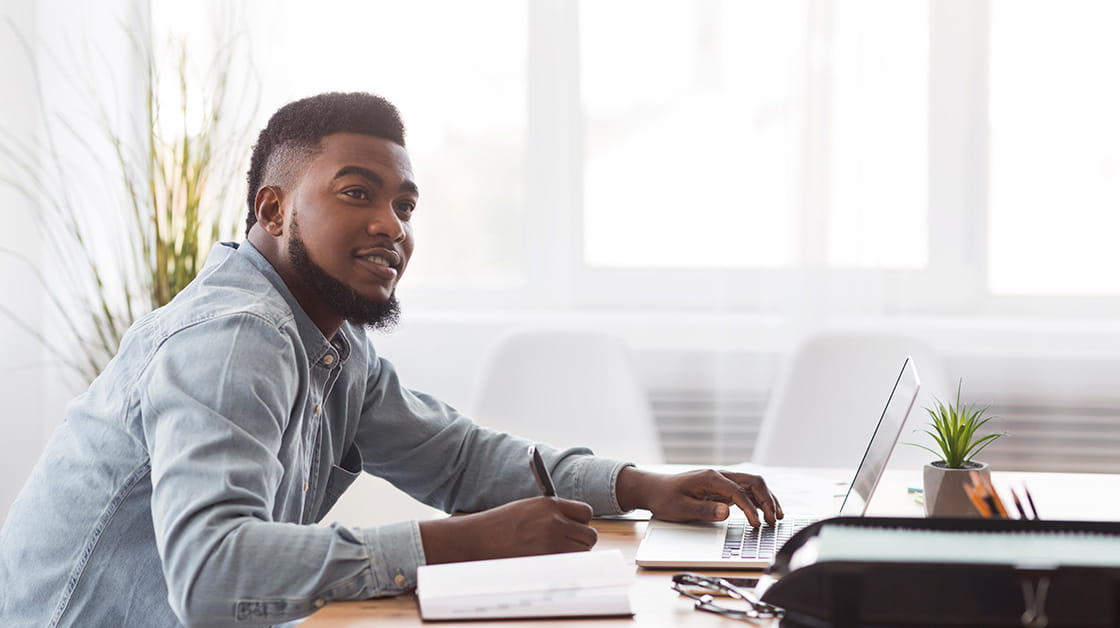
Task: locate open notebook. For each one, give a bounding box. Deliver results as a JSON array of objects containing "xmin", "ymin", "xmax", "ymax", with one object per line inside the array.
[
  {"xmin": 417, "ymin": 549, "xmax": 632, "ymax": 620},
  {"xmin": 634, "ymin": 356, "xmax": 920, "ymax": 569}
]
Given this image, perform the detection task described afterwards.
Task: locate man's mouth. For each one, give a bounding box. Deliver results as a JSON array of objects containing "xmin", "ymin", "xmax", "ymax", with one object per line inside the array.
[
  {"xmin": 361, "ymin": 254, "xmax": 394, "ymax": 268},
  {"xmin": 355, "ymin": 248, "xmax": 401, "ymax": 270}
]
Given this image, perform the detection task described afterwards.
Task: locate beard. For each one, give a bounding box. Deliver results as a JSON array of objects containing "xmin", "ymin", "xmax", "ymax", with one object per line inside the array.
[{"xmin": 288, "ymin": 219, "xmax": 401, "ymax": 331}]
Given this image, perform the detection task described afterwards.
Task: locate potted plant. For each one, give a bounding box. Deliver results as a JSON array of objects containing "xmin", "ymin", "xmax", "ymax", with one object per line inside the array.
[{"xmin": 912, "ymin": 381, "xmax": 1003, "ymax": 517}]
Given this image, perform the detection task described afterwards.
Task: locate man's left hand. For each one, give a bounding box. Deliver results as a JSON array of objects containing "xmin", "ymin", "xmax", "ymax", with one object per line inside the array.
[{"xmin": 615, "ymin": 467, "xmax": 784, "ymax": 527}]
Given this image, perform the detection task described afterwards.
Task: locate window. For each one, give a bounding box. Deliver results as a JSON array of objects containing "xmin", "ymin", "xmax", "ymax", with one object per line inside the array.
[
  {"xmin": 827, "ymin": 1, "xmax": 928, "ymax": 269},
  {"xmin": 988, "ymin": 0, "xmax": 1120, "ymax": 296},
  {"xmin": 160, "ymin": 1, "xmax": 1120, "ymax": 314},
  {"xmin": 157, "ymin": 0, "xmax": 531, "ymax": 292},
  {"xmin": 581, "ymin": 0, "xmax": 929, "ymax": 272},
  {"xmin": 580, "ymin": 1, "xmax": 804, "ymax": 270},
  {"xmin": 575, "ymin": 0, "xmax": 932, "ymax": 312}
]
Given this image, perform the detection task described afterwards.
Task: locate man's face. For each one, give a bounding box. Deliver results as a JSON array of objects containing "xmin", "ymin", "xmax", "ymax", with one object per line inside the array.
[{"xmin": 279, "ymin": 133, "xmax": 418, "ymax": 329}]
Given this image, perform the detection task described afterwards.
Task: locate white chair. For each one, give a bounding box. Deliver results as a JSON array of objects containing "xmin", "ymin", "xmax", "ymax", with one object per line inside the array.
[
  {"xmin": 752, "ymin": 331, "xmax": 952, "ymax": 470},
  {"xmin": 319, "ymin": 474, "xmax": 445, "ymax": 526},
  {"xmin": 471, "ymin": 329, "xmax": 664, "ymax": 464}
]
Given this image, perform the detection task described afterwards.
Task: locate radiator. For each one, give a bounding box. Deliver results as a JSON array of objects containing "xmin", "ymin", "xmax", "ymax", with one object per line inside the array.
[
  {"xmin": 649, "ymin": 388, "xmax": 764, "ymax": 465},
  {"xmin": 650, "ymin": 389, "xmax": 1120, "ymax": 473},
  {"xmin": 980, "ymin": 404, "xmax": 1120, "ymax": 473}
]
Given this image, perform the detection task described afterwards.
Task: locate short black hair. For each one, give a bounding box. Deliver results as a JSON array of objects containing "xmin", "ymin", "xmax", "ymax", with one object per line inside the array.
[{"xmin": 244, "ymin": 91, "xmax": 407, "ymax": 235}]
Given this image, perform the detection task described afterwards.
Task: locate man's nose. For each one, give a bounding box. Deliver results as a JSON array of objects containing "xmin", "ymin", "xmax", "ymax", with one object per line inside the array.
[{"xmin": 367, "ymin": 202, "xmax": 406, "ymax": 242}]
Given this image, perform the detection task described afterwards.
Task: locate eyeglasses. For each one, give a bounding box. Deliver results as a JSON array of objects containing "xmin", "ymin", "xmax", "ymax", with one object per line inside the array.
[{"xmin": 670, "ymin": 573, "xmax": 784, "ymax": 621}]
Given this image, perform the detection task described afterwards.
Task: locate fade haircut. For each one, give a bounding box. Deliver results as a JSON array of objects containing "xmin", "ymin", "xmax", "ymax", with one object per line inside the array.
[{"xmin": 244, "ymin": 92, "xmax": 407, "ymax": 235}]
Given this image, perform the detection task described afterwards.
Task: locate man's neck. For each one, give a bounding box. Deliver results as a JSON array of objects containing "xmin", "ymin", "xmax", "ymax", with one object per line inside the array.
[{"xmin": 247, "ymin": 230, "xmax": 344, "ymax": 339}]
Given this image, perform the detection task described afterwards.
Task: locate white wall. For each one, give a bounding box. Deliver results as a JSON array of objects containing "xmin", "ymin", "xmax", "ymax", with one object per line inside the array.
[
  {"xmin": 0, "ymin": 0, "xmax": 137, "ymax": 520},
  {"xmin": 0, "ymin": 0, "xmax": 48, "ymax": 523}
]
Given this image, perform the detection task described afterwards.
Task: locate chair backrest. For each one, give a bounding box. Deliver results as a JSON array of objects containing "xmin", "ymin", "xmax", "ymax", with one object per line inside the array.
[
  {"xmin": 471, "ymin": 329, "xmax": 664, "ymax": 464},
  {"xmin": 319, "ymin": 474, "xmax": 445, "ymax": 526},
  {"xmin": 752, "ymin": 331, "xmax": 952, "ymax": 469}
]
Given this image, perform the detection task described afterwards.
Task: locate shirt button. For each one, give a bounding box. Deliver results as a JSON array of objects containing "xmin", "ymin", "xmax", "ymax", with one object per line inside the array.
[
  {"xmin": 393, "ymin": 573, "xmax": 407, "ymax": 588},
  {"xmin": 312, "ymin": 598, "xmax": 326, "ymax": 608},
  {"xmin": 313, "ymin": 404, "xmax": 322, "ymax": 414},
  {"xmin": 303, "ymin": 483, "xmax": 309, "ymax": 492},
  {"xmin": 322, "ymin": 354, "xmax": 335, "ymax": 366}
]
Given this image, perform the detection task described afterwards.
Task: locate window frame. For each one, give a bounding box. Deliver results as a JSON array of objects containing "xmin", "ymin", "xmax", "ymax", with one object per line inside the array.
[{"xmin": 399, "ymin": 0, "xmax": 1120, "ymax": 319}]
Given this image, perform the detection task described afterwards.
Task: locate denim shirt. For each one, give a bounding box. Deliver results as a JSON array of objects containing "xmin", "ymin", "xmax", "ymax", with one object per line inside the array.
[{"xmin": 0, "ymin": 241, "xmax": 631, "ymax": 628}]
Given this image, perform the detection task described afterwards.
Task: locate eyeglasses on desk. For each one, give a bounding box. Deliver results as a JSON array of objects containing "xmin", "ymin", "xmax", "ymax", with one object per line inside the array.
[{"xmin": 671, "ymin": 572, "xmax": 784, "ymax": 621}]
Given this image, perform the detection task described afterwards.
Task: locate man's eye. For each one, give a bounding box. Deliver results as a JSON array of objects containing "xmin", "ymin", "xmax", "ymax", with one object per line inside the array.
[
  {"xmin": 396, "ymin": 201, "xmax": 416, "ymax": 217},
  {"xmin": 343, "ymin": 188, "xmax": 369, "ymax": 201}
]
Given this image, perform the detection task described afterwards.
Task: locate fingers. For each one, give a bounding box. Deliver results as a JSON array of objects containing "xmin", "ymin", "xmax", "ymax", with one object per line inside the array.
[
  {"xmin": 723, "ymin": 472, "xmax": 782, "ymax": 525},
  {"xmin": 554, "ymin": 497, "xmax": 594, "ymax": 524},
  {"xmin": 553, "ymin": 498, "xmax": 596, "ymax": 549},
  {"xmin": 771, "ymin": 490, "xmax": 785, "ymax": 519},
  {"xmin": 538, "ymin": 497, "xmax": 597, "ymax": 552},
  {"xmin": 562, "ymin": 519, "xmax": 598, "ymax": 550},
  {"xmin": 686, "ymin": 470, "xmax": 782, "ymax": 527},
  {"xmin": 716, "ymin": 474, "xmax": 763, "ymax": 527}
]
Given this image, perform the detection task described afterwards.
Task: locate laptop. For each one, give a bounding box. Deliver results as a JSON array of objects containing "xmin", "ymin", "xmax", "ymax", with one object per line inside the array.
[{"xmin": 634, "ymin": 356, "xmax": 921, "ymax": 569}]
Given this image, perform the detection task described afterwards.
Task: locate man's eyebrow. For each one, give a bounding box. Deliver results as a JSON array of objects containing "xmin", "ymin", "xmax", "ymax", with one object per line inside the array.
[{"xmin": 334, "ymin": 165, "xmax": 419, "ymax": 197}]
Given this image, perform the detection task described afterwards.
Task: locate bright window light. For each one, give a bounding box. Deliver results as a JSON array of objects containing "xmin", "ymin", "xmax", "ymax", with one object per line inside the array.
[
  {"xmin": 989, "ymin": 0, "xmax": 1120, "ymax": 295},
  {"xmin": 175, "ymin": 0, "xmax": 532, "ymax": 290},
  {"xmin": 828, "ymin": 0, "xmax": 928, "ymax": 269},
  {"xmin": 580, "ymin": 0, "xmax": 806, "ymax": 269}
]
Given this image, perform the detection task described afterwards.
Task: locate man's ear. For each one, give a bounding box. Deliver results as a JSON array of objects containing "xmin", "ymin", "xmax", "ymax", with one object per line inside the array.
[{"xmin": 254, "ymin": 186, "xmax": 285, "ymax": 236}]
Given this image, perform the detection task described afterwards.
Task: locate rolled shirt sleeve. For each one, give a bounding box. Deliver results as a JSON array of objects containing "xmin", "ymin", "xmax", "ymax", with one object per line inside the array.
[{"xmin": 140, "ymin": 312, "xmax": 630, "ymax": 626}]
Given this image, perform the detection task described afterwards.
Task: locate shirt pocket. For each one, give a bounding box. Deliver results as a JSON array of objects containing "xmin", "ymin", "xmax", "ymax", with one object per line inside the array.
[{"xmin": 314, "ymin": 443, "xmax": 362, "ymax": 522}]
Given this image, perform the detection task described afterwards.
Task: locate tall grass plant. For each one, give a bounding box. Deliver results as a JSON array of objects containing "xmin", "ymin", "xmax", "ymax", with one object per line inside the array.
[{"xmin": 0, "ymin": 13, "xmax": 257, "ymax": 384}]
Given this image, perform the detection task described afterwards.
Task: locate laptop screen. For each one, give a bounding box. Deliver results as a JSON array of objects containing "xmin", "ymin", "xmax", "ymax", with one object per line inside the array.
[{"xmin": 837, "ymin": 357, "xmax": 921, "ymax": 516}]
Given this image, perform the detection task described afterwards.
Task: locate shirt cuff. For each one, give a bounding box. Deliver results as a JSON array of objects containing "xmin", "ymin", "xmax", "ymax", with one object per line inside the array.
[
  {"xmin": 360, "ymin": 520, "xmax": 426, "ymax": 597},
  {"xmin": 553, "ymin": 455, "xmax": 635, "ymax": 516}
]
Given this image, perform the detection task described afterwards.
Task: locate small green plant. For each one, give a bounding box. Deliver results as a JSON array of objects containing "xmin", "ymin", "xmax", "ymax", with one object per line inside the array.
[{"xmin": 912, "ymin": 381, "xmax": 1003, "ymax": 469}]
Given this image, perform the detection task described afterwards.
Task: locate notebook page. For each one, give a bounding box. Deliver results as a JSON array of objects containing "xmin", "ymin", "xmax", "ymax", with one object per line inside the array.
[{"xmin": 417, "ymin": 549, "xmax": 633, "ymax": 620}]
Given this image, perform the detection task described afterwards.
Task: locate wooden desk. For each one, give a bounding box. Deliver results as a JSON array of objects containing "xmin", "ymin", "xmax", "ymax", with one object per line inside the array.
[
  {"xmin": 302, "ymin": 517, "xmax": 770, "ymax": 627},
  {"xmin": 301, "ymin": 469, "xmax": 1119, "ymax": 627}
]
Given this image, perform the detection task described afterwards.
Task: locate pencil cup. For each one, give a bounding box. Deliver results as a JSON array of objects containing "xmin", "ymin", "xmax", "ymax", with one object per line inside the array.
[{"xmin": 923, "ymin": 461, "xmax": 989, "ymax": 517}]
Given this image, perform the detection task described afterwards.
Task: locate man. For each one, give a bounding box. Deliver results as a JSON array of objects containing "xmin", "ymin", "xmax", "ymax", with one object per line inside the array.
[{"xmin": 0, "ymin": 92, "xmax": 782, "ymax": 627}]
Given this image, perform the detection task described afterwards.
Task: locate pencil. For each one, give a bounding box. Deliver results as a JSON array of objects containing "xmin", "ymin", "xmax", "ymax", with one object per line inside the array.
[
  {"xmin": 964, "ymin": 484, "xmax": 991, "ymax": 517},
  {"xmin": 1023, "ymin": 485, "xmax": 1040, "ymax": 519},
  {"xmin": 968, "ymin": 470, "xmax": 983, "ymax": 489},
  {"xmin": 1008, "ymin": 487, "xmax": 1029, "ymax": 520},
  {"xmin": 982, "ymin": 493, "xmax": 1002, "ymax": 519},
  {"xmin": 983, "ymin": 477, "xmax": 1010, "ymax": 518},
  {"xmin": 967, "ymin": 471, "xmax": 1007, "ymax": 518}
]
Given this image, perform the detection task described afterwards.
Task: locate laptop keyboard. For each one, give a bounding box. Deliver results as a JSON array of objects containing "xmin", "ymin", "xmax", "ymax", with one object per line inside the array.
[{"xmin": 721, "ymin": 518, "xmax": 816, "ymax": 560}]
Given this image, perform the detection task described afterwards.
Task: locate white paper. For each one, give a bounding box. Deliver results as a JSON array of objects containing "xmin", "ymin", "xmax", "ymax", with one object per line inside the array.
[{"xmin": 417, "ymin": 549, "xmax": 633, "ymax": 620}]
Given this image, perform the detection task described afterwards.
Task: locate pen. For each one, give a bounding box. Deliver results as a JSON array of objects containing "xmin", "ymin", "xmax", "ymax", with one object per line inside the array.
[{"xmin": 528, "ymin": 445, "xmax": 557, "ymax": 497}]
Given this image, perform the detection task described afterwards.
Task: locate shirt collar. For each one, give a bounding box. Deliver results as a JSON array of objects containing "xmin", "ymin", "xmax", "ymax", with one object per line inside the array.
[{"xmin": 227, "ymin": 240, "xmax": 353, "ymax": 367}]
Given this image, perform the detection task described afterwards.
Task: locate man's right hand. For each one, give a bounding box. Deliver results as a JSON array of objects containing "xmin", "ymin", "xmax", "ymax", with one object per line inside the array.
[{"xmin": 418, "ymin": 496, "xmax": 597, "ymax": 564}]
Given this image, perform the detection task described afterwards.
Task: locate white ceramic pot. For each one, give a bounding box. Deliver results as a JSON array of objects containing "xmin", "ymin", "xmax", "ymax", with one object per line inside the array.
[{"xmin": 923, "ymin": 460, "xmax": 989, "ymax": 517}]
